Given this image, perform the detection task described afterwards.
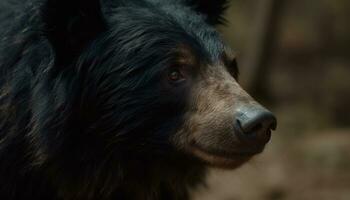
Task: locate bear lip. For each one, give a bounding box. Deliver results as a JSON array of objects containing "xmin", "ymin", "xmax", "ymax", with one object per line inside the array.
[{"xmin": 188, "ymin": 143, "xmax": 263, "ymax": 169}]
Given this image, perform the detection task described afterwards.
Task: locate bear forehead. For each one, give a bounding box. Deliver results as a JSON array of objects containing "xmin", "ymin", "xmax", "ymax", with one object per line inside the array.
[{"xmin": 106, "ymin": 4, "xmax": 226, "ymax": 63}]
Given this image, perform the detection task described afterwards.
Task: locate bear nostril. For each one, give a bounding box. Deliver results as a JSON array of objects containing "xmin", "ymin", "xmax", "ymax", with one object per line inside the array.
[{"xmin": 234, "ymin": 108, "xmax": 277, "ymax": 143}]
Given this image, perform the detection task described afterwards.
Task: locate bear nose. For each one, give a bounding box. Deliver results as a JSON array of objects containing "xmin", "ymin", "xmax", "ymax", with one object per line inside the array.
[{"xmin": 234, "ymin": 107, "xmax": 277, "ymax": 143}]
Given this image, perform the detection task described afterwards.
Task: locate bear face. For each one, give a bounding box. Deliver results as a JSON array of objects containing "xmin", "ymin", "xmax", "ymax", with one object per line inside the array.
[{"xmin": 69, "ymin": 1, "xmax": 277, "ymax": 168}]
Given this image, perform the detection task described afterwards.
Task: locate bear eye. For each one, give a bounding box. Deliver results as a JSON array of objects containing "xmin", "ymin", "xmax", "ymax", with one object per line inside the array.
[{"xmin": 168, "ymin": 68, "xmax": 185, "ymax": 83}]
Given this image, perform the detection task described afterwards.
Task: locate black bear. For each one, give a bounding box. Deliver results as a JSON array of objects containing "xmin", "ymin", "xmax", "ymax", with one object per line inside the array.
[{"xmin": 0, "ymin": 0, "xmax": 277, "ymax": 199}]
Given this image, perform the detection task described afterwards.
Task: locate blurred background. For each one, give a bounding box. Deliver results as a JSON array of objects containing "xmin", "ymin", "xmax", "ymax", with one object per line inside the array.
[{"xmin": 193, "ymin": 0, "xmax": 350, "ymax": 199}]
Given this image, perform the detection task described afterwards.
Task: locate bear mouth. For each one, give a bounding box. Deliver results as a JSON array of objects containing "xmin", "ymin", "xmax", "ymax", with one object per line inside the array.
[{"xmin": 189, "ymin": 144, "xmax": 263, "ymax": 169}]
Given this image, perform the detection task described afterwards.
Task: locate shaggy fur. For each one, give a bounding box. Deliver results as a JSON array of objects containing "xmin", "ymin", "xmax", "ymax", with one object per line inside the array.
[{"xmin": 0, "ymin": 0, "xmax": 236, "ymax": 199}]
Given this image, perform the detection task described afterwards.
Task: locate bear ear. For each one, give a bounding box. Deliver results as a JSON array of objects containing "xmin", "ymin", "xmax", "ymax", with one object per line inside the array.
[
  {"xmin": 42, "ymin": 0, "xmax": 107, "ymax": 64},
  {"xmin": 186, "ymin": 0, "xmax": 229, "ymax": 25}
]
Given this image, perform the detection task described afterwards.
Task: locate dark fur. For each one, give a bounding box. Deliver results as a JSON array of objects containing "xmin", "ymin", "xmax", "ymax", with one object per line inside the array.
[{"xmin": 0, "ymin": 0, "xmax": 228, "ymax": 199}]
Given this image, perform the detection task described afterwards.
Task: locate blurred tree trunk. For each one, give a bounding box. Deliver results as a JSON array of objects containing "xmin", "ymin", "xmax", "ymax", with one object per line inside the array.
[{"xmin": 241, "ymin": 0, "xmax": 285, "ymax": 102}]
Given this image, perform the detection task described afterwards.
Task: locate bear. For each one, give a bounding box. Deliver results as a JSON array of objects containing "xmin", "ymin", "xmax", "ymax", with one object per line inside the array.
[{"xmin": 0, "ymin": 0, "xmax": 277, "ymax": 199}]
